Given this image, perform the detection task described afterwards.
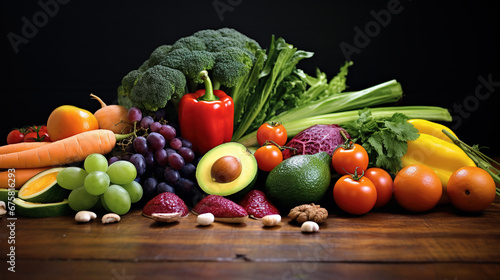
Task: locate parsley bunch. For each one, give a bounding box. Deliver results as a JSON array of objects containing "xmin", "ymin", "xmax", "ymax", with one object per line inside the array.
[{"xmin": 343, "ymin": 108, "xmax": 419, "ymax": 174}]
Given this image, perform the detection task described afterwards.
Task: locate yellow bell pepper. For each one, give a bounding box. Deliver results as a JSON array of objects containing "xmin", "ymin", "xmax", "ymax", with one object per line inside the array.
[
  {"xmin": 401, "ymin": 133, "xmax": 476, "ymax": 202},
  {"xmin": 407, "ymin": 119, "xmax": 458, "ymax": 142}
]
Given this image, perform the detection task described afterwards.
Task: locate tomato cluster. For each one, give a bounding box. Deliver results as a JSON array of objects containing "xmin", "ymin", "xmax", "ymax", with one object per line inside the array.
[
  {"xmin": 6, "ymin": 125, "xmax": 51, "ymax": 144},
  {"xmin": 254, "ymin": 122, "xmax": 288, "ymax": 172},
  {"xmin": 254, "ymin": 122, "xmax": 395, "ymax": 215},
  {"xmin": 331, "ymin": 140, "xmax": 393, "ymax": 215}
]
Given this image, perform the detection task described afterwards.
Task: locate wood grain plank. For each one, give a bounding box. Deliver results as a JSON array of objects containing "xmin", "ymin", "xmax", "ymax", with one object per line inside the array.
[
  {"xmin": 3, "ymin": 260, "xmax": 500, "ymax": 280},
  {"xmin": 4, "ymin": 200, "xmax": 500, "ymax": 263}
]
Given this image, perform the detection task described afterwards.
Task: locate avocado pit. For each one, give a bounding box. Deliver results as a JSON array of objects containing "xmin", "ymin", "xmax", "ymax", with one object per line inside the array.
[{"xmin": 211, "ymin": 156, "xmax": 242, "ymax": 183}]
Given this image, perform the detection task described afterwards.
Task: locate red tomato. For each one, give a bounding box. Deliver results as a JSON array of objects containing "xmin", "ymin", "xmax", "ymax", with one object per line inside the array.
[
  {"xmin": 39, "ymin": 125, "xmax": 48, "ymax": 132},
  {"xmin": 364, "ymin": 168, "xmax": 394, "ymax": 208},
  {"xmin": 28, "ymin": 125, "xmax": 48, "ymax": 133},
  {"xmin": 40, "ymin": 131, "xmax": 51, "ymax": 142},
  {"xmin": 333, "ymin": 173, "xmax": 377, "ymax": 215},
  {"xmin": 6, "ymin": 129, "xmax": 25, "ymax": 144},
  {"xmin": 23, "ymin": 132, "xmax": 38, "ymax": 142},
  {"xmin": 254, "ymin": 144, "xmax": 283, "ymax": 172},
  {"xmin": 331, "ymin": 143, "xmax": 369, "ymax": 175},
  {"xmin": 256, "ymin": 122, "xmax": 287, "ymax": 146},
  {"xmin": 24, "ymin": 131, "xmax": 51, "ymax": 142}
]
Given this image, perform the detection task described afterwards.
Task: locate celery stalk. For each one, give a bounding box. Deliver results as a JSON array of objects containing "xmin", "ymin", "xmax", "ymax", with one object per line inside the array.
[
  {"xmin": 269, "ymin": 80, "xmax": 403, "ymax": 124},
  {"xmin": 237, "ymin": 106, "xmax": 452, "ymax": 147}
]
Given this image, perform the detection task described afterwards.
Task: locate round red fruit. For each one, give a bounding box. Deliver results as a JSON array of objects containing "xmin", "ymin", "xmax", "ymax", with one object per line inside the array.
[
  {"xmin": 331, "ymin": 143, "xmax": 369, "ymax": 175},
  {"xmin": 333, "ymin": 171, "xmax": 377, "ymax": 215},
  {"xmin": 257, "ymin": 122, "xmax": 287, "ymax": 147},
  {"xmin": 364, "ymin": 168, "xmax": 393, "ymax": 208},
  {"xmin": 7, "ymin": 129, "xmax": 25, "ymax": 144},
  {"xmin": 254, "ymin": 144, "xmax": 283, "ymax": 172}
]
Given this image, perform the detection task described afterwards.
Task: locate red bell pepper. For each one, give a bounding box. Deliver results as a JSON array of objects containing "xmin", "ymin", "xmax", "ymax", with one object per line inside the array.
[{"xmin": 178, "ymin": 70, "xmax": 234, "ymax": 155}]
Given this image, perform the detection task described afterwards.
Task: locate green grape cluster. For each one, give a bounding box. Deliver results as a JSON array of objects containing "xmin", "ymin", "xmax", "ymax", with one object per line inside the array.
[{"xmin": 56, "ymin": 153, "xmax": 143, "ymax": 215}]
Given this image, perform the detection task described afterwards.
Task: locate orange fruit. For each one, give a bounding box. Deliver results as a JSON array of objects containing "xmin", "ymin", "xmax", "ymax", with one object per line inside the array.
[
  {"xmin": 446, "ymin": 166, "xmax": 496, "ymax": 213},
  {"xmin": 47, "ymin": 105, "xmax": 99, "ymax": 141},
  {"xmin": 393, "ymin": 164, "xmax": 442, "ymax": 212}
]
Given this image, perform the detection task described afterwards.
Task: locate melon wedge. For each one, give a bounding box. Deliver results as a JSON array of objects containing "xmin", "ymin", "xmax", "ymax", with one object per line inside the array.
[
  {"xmin": 0, "ymin": 188, "xmax": 18, "ymax": 203},
  {"xmin": 18, "ymin": 168, "xmax": 69, "ymax": 203},
  {"xmin": 13, "ymin": 198, "xmax": 72, "ymax": 218}
]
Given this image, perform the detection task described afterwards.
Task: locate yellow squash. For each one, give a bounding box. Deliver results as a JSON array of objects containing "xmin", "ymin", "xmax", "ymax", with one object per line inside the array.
[{"xmin": 407, "ymin": 119, "xmax": 458, "ymax": 142}]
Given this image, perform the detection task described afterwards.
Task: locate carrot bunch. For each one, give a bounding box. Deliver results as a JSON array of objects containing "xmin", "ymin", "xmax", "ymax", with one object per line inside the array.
[{"xmin": 0, "ymin": 129, "xmax": 132, "ymax": 188}]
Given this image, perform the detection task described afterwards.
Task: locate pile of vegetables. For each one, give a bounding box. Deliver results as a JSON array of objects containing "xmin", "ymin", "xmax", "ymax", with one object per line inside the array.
[
  {"xmin": 116, "ymin": 28, "xmax": 451, "ymax": 146},
  {"xmin": 2, "ymin": 27, "xmax": 499, "ymax": 221}
]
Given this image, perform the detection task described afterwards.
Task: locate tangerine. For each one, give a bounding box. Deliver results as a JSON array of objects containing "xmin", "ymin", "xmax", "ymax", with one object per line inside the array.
[
  {"xmin": 446, "ymin": 166, "xmax": 496, "ymax": 213},
  {"xmin": 47, "ymin": 105, "xmax": 99, "ymax": 141},
  {"xmin": 393, "ymin": 164, "xmax": 442, "ymax": 212}
]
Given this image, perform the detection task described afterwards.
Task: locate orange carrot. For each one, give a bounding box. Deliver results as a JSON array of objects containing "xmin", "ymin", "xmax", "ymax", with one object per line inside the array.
[
  {"xmin": 0, "ymin": 129, "xmax": 132, "ymax": 169},
  {"xmin": 0, "ymin": 142, "xmax": 51, "ymax": 155},
  {"xmin": 0, "ymin": 167, "xmax": 51, "ymax": 189}
]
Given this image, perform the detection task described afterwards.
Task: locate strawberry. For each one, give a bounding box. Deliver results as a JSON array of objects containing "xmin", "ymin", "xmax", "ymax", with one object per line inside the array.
[
  {"xmin": 142, "ymin": 192, "xmax": 189, "ymax": 218},
  {"xmin": 192, "ymin": 195, "xmax": 248, "ymax": 223},
  {"xmin": 238, "ymin": 190, "xmax": 280, "ymax": 218}
]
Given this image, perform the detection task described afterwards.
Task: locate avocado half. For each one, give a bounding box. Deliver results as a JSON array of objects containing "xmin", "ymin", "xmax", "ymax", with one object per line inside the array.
[{"xmin": 196, "ymin": 142, "xmax": 257, "ymax": 198}]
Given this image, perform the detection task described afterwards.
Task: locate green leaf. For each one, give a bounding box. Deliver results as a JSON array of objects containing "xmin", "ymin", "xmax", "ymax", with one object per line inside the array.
[
  {"xmin": 381, "ymin": 131, "xmax": 408, "ymax": 158},
  {"xmin": 367, "ymin": 132, "xmax": 385, "ymax": 156},
  {"xmin": 375, "ymin": 154, "xmax": 402, "ymax": 175},
  {"xmin": 384, "ymin": 114, "xmax": 419, "ymax": 141}
]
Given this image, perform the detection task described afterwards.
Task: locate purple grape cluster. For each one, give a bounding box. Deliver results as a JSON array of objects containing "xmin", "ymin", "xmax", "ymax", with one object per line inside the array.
[{"xmin": 111, "ymin": 107, "xmax": 203, "ymax": 205}]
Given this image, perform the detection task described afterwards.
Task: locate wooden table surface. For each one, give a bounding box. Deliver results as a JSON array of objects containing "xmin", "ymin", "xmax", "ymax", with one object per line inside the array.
[{"xmin": 2, "ymin": 194, "xmax": 500, "ymax": 280}]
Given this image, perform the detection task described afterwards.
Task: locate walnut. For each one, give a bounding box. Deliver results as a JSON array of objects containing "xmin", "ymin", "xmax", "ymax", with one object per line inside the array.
[{"xmin": 288, "ymin": 203, "xmax": 328, "ymax": 224}]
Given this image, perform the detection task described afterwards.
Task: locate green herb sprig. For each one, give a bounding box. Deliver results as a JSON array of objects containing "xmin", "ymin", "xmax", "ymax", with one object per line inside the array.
[{"xmin": 343, "ymin": 108, "xmax": 419, "ymax": 174}]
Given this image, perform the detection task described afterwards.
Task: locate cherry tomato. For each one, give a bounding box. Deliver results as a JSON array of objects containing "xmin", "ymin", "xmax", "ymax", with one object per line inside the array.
[
  {"xmin": 256, "ymin": 122, "xmax": 287, "ymax": 146},
  {"xmin": 254, "ymin": 144, "xmax": 283, "ymax": 172},
  {"xmin": 364, "ymin": 168, "xmax": 394, "ymax": 208},
  {"xmin": 28, "ymin": 125, "xmax": 48, "ymax": 133},
  {"xmin": 6, "ymin": 129, "xmax": 25, "ymax": 144},
  {"xmin": 39, "ymin": 125, "xmax": 48, "ymax": 132},
  {"xmin": 331, "ymin": 142, "xmax": 369, "ymax": 175},
  {"xmin": 24, "ymin": 131, "xmax": 51, "ymax": 142},
  {"xmin": 333, "ymin": 172, "xmax": 377, "ymax": 215}
]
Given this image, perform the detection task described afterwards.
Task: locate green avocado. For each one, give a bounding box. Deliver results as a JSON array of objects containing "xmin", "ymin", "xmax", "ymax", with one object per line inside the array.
[
  {"xmin": 196, "ymin": 142, "xmax": 257, "ymax": 198},
  {"xmin": 265, "ymin": 152, "xmax": 332, "ymax": 211}
]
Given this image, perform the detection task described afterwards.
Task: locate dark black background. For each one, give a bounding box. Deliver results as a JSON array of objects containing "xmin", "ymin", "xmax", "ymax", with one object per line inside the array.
[{"xmin": 1, "ymin": 0, "xmax": 499, "ymax": 156}]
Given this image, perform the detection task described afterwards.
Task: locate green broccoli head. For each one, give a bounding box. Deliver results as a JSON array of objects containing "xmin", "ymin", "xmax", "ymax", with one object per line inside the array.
[{"xmin": 129, "ymin": 65, "xmax": 186, "ymax": 112}]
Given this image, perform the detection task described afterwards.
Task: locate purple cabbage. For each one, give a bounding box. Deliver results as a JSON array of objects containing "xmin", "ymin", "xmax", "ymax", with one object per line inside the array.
[{"xmin": 282, "ymin": 124, "xmax": 350, "ymax": 159}]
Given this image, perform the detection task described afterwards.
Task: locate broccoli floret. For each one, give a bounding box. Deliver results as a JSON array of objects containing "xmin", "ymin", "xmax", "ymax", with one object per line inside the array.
[
  {"xmin": 148, "ymin": 45, "xmax": 173, "ymax": 67},
  {"xmin": 172, "ymin": 37, "xmax": 206, "ymax": 51},
  {"xmin": 118, "ymin": 69, "xmax": 143, "ymax": 98},
  {"xmin": 138, "ymin": 59, "xmax": 150, "ymax": 72},
  {"xmin": 211, "ymin": 47, "xmax": 253, "ymax": 88},
  {"xmin": 129, "ymin": 65, "xmax": 186, "ymax": 112},
  {"xmin": 160, "ymin": 48, "xmax": 215, "ymax": 85}
]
